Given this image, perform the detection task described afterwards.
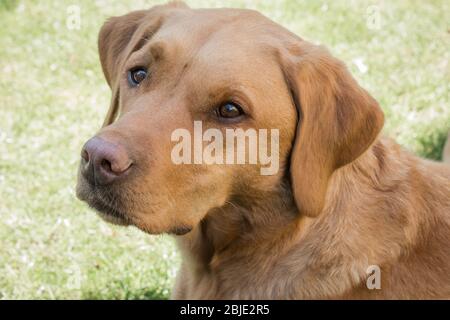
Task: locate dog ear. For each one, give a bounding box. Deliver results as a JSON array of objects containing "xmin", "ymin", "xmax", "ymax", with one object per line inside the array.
[
  {"xmin": 98, "ymin": 10, "xmax": 149, "ymax": 126},
  {"xmin": 281, "ymin": 44, "xmax": 384, "ymax": 217},
  {"xmin": 98, "ymin": 2, "xmax": 189, "ymax": 126}
]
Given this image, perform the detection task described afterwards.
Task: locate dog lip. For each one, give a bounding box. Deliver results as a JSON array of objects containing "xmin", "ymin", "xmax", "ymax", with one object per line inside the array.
[
  {"xmin": 89, "ymin": 196, "xmax": 131, "ymax": 225},
  {"xmin": 96, "ymin": 210, "xmax": 132, "ymax": 226},
  {"xmin": 77, "ymin": 182, "xmax": 132, "ymax": 226},
  {"xmin": 169, "ymin": 225, "xmax": 193, "ymax": 236}
]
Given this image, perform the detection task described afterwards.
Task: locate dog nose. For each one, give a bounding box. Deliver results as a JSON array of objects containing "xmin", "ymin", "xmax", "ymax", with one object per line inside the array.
[{"xmin": 80, "ymin": 136, "xmax": 132, "ymax": 185}]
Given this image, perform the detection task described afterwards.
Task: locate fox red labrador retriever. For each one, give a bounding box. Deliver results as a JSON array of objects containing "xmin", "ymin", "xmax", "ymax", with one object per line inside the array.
[{"xmin": 76, "ymin": 3, "xmax": 450, "ymax": 299}]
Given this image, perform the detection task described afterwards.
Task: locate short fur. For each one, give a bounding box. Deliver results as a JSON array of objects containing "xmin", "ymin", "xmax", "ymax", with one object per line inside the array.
[{"xmin": 76, "ymin": 3, "xmax": 450, "ymax": 299}]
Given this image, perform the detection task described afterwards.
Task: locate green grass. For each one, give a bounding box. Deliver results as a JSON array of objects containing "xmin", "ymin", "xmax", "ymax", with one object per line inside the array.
[{"xmin": 0, "ymin": 0, "xmax": 449, "ymax": 299}]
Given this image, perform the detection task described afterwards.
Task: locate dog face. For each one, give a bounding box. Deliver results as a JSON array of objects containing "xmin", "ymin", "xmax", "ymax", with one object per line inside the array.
[{"xmin": 76, "ymin": 3, "xmax": 383, "ymax": 235}]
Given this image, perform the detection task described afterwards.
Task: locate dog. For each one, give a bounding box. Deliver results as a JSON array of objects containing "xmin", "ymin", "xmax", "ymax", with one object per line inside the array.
[{"xmin": 76, "ymin": 3, "xmax": 450, "ymax": 299}]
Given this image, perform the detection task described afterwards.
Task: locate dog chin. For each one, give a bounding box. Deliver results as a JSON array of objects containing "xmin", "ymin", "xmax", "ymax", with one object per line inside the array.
[
  {"xmin": 168, "ymin": 225, "xmax": 193, "ymax": 236},
  {"xmin": 96, "ymin": 210, "xmax": 132, "ymax": 226},
  {"xmin": 76, "ymin": 184, "xmax": 133, "ymax": 226},
  {"xmin": 88, "ymin": 198, "xmax": 133, "ymax": 227}
]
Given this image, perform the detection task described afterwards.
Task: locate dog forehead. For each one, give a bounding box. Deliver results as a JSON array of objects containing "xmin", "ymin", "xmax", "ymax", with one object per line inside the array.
[{"xmin": 150, "ymin": 7, "xmax": 282, "ymax": 52}]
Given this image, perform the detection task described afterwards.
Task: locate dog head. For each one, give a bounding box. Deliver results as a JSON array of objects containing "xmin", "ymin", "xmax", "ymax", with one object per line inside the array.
[{"xmin": 76, "ymin": 3, "xmax": 384, "ymax": 235}]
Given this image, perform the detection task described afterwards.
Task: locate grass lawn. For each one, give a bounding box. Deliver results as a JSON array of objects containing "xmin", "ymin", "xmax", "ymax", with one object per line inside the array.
[{"xmin": 0, "ymin": 0, "xmax": 449, "ymax": 299}]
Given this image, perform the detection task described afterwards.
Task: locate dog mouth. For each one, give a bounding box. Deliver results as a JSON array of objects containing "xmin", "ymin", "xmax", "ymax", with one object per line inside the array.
[
  {"xmin": 89, "ymin": 197, "xmax": 132, "ymax": 226},
  {"xmin": 76, "ymin": 182, "xmax": 133, "ymax": 226},
  {"xmin": 76, "ymin": 175, "xmax": 194, "ymax": 235}
]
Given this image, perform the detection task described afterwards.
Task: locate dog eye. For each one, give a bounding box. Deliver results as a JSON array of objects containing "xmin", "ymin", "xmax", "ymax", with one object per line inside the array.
[
  {"xmin": 128, "ymin": 68, "xmax": 147, "ymax": 86},
  {"xmin": 217, "ymin": 102, "xmax": 244, "ymax": 119}
]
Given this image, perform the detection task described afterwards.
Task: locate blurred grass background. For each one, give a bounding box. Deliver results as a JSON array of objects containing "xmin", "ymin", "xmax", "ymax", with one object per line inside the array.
[{"xmin": 0, "ymin": 0, "xmax": 449, "ymax": 299}]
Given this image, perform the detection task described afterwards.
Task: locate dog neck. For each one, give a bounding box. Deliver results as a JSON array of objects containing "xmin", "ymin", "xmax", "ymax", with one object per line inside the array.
[
  {"xmin": 176, "ymin": 175, "xmax": 301, "ymax": 268},
  {"xmin": 175, "ymin": 138, "xmax": 433, "ymax": 297}
]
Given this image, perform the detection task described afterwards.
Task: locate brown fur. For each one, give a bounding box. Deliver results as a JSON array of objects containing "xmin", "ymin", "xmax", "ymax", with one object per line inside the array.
[{"xmin": 76, "ymin": 3, "xmax": 450, "ymax": 299}]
